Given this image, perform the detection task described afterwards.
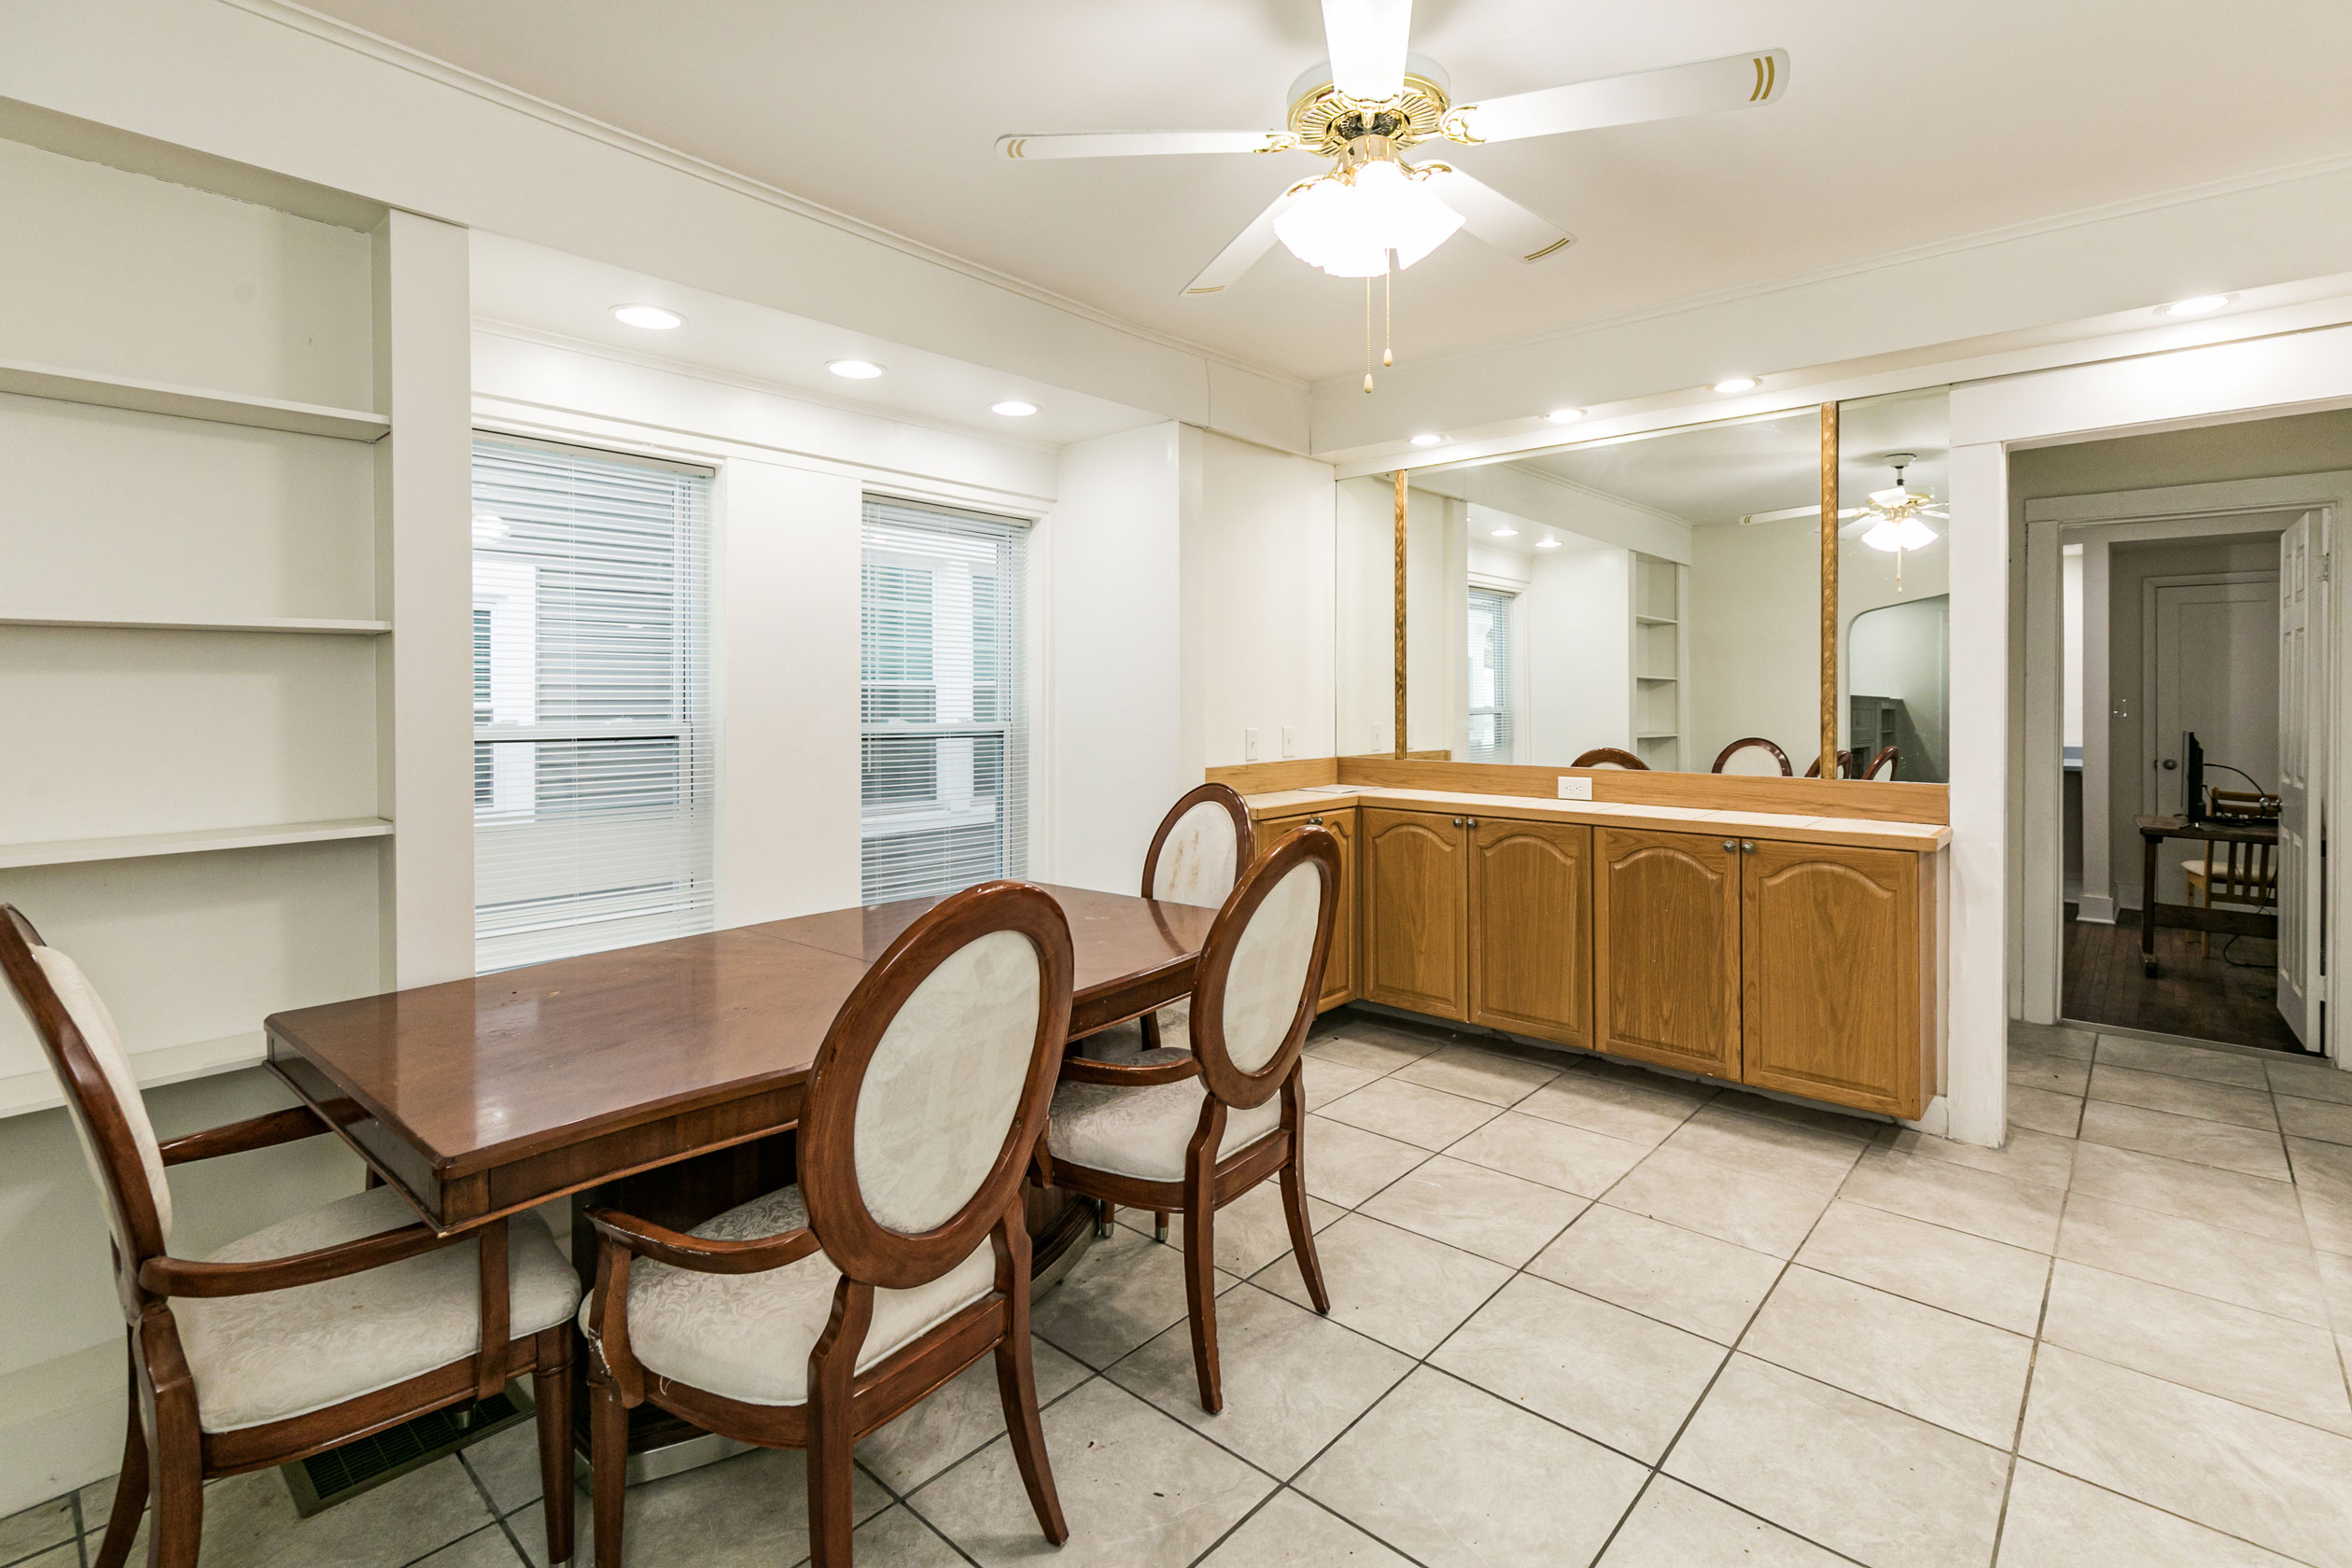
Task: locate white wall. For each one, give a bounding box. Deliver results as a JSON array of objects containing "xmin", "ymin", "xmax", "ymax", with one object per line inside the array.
[
  {"xmin": 1182, "ymin": 432, "xmax": 1337, "ymax": 773},
  {"xmin": 1687, "ymin": 517, "xmax": 1821, "ymax": 772},
  {"xmin": 2062, "ymin": 549, "xmax": 2084, "ymax": 750},
  {"xmin": 1337, "ymin": 475, "xmax": 1395, "ymax": 755},
  {"xmin": 1527, "ymin": 547, "xmax": 1632, "ymax": 765}
]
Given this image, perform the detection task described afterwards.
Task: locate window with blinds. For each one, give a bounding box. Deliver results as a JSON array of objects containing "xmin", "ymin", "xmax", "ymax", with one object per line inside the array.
[
  {"xmin": 860, "ymin": 497, "xmax": 1029, "ymax": 903},
  {"xmin": 470, "ymin": 437, "xmax": 714, "ymax": 972},
  {"xmin": 1466, "ymin": 584, "xmax": 1517, "ymax": 764}
]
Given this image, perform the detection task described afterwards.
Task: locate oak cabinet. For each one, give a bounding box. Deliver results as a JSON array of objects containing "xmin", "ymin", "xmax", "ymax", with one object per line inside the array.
[
  {"xmin": 1743, "ymin": 838, "xmax": 1929, "ymax": 1117},
  {"xmin": 1361, "ymin": 807, "xmax": 1470, "ymax": 1017},
  {"xmin": 1254, "ymin": 806, "xmax": 1358, "ymax": 1011},
  {"xmin": 1468, "ymin": 817, "xmax": 1591, "ymax": 1048},
  {"xmin": 1593, "ymin": 828, "xmax": 1743, "ymax": 1079}
]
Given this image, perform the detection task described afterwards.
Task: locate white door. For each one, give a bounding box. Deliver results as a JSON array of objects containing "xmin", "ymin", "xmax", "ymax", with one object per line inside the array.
[
  {"xmin": 2149, "ymin": 579, "xmax": 2278, "ymax": 906},
  {"xmin": 2277, "ymin": 514, "xmax": 2327, "ymax": 1046}
]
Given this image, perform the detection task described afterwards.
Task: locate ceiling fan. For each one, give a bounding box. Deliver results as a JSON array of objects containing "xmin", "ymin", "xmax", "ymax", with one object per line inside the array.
[{"xmin": 996, "ymin": 0, "xmax": 1792, "ymax": 299}]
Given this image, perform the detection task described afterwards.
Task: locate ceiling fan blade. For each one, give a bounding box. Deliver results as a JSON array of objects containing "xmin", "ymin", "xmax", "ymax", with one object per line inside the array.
[
  {"xmin": 1180, "ymin": 184, "xmax": 1310, "ymax": 297},
  {"xmin": 1416, "ymin": 166, "xmax": 1573, "ymax": 262},
  {"xmin": 1443, "ymin": 48, "xmax": 1790, "ymax": 145},
  {"xmin": 997, "ymin": 130, "xmax": 1292, "ymax": 161},
  {"xmin": 1322, "ymin": 0, "xmax": 1414, "ymax": 102}
]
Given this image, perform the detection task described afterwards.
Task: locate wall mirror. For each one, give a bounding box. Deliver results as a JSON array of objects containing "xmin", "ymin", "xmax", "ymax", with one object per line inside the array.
[
  {"xmin": 1836, "ymin": 386, "xmax": 1953, "ymax": 782},
  {"xmin": 1337, "ymin": 408, "xmax": 1829, "ymax": 775}
]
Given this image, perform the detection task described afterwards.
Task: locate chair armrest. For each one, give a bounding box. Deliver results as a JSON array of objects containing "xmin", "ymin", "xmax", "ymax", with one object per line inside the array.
[
  {"xmin": 138, "ymin": 1222, "xmax": 460, "ymax": 1298},
  {"xmin": 584, "ymin": 1207, "xmax": 823, "ymax": 1276},
  {"xmin": 158, "ymin": 1105, "xmax": 333, "ymax": 1166},
  {"xmin": 1057, "ymin": 1057, "xmax": 1200, "ymax": 1087}
]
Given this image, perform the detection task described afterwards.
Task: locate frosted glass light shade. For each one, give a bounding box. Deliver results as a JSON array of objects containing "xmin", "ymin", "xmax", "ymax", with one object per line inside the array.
[
  {"xmin": 1276, "ymin": 160, "xmax": 1464, "ymax": 277},
  {"xmin": 1862, "ymin": 517, "xmax": 1939, "ymax": 552}
]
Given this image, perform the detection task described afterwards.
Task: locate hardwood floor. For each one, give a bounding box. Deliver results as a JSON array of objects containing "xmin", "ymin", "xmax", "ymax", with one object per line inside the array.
[{"xmin": 2061, "ymin": 907, "xmax": 2307, "ymax": 1053}]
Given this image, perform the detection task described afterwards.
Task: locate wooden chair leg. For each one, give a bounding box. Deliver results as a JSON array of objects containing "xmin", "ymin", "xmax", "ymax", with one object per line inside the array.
[
  {"xmin": 145, "ymin": 1451, "xmax": 201, "ymax": 1568},
  {"xmin": 1154, "ymin": 1210, "xmax": 1169, "ymax": 1242},
  {"xmin": 1095, "ymin": 1198, "xmax": 1114, "ymax": 1239},
  {"xmin": 530, "ymin": 1327, "xmax": 575, "ymax": 1565},
  {"xmin": 1139, "ymin": 1009, "xmax": 1163, "ymax": 1054},
  {"xmin": 1279, "ymin": 1158, "xmax": 1330, "ymax": 1315},
  {"xmin": 588, "ymin": 1365, "xmax": 628, "ymax": 1568},
  {"xmin": 1183, "ymin": 1171, "xmax": 1222, "ymax": 1414},
  {"xmin": 91, "ymin": 1349, "xmax": 148, "ymax": 1568},
  {"xmin": 805, "ymin": 1282, "xmax": 873, "ymax": 1568},
  {"xmin": 992, "ymin": 1224, "xmax": 1067, "ymax": 1545}
]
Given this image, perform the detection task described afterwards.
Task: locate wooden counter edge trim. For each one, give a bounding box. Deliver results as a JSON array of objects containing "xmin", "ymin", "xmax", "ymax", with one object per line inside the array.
[
  {"xmin": 1205, "ymin": 758, "xmax": 1341, "ymax": 793},
  {"xmin": 1337, "ymin": 757, "xmax": 1947, "ymax": 824},
  {"xmin": 1252, "ymin": 792, "xmax": 1950, "ymax": 853}
]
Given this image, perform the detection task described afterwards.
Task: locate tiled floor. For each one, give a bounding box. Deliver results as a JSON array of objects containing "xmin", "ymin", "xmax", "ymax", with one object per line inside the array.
[{"xmin": 12, "ymin": 1013, "xmax": 2352, "ymax": 1567}]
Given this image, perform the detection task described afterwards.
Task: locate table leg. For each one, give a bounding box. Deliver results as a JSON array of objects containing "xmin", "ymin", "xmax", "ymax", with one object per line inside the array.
[{"xmin": 2140, "ymin": 833, "xmax": 2161, "ymax": 976}]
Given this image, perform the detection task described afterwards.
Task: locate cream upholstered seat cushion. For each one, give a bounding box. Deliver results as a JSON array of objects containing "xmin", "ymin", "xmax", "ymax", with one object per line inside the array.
[
  {"xmin": 173, "ymin": 1186, "xmax": 580, "ymax": 1434},
  {"xmin": 1047, "ymin": 1052, "xmax": 1283, "ymax": 1183},
  {"xmin": 1717, "ymin": 745, "xmax": 1786, "ymax": 777},
  {"xmin": 597, "ymin": 1184, "xmax": 998, "ymax": 1407},
  {"xmin": 30, "ymin": 945, "xmax": 174, "ymax": 1243}
]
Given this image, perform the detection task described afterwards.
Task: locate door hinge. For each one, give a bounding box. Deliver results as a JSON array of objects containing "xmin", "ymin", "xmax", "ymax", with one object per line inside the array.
[
  {"xmin": 2322, "ymin": 553, "xmax": 2332, "ymax": 583},
  {"xmin": 2315, "ymin": 974, "xmax": 2329, "ymax": 1002}
]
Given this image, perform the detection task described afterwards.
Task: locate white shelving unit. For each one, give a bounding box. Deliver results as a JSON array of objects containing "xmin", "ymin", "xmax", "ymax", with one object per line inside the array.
[
  {"xmin": 1631, "ymin": 554, "xmax": 1688, "ymax": 770},
  {"xmin": 0, "ymin": 129, "xmax": 469, "ymax": 1118}
]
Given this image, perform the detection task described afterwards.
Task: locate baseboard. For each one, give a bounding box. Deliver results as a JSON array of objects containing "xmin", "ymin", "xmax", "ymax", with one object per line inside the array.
[
  {"xmin": 0, "ymin": 1338, "xmax": 125, "ymax": 1516},
  {"xmin": 2077, "ymin": 891, "xmax": 2117, "ymax": 924}
]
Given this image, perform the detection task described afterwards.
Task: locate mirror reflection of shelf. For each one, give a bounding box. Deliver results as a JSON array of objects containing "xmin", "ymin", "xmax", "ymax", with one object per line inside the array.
[{"xmin": 1630, "ymin": 553, "xmax": 1687, "ymax": 770}]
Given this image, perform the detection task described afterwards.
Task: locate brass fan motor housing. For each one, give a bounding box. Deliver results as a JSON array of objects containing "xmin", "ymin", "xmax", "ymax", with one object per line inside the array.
[{"xmin": 1286, "ymin": 72, "xmax": 1452, "ymax": 156}]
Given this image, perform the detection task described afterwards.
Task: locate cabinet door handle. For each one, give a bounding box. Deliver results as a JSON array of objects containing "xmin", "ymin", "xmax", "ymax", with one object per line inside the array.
[
  {"xmin": 1723, "ymin": 839, "xmax": 1738, "ymax": 852},
  {"xmin": 1307, "ymin": 816, "xmax": 1323, "ymax": 826},
  {"xmin": 1451, "ymin": 817, "xmax": 1463, "ymax": 828},
  {"xmin": 1742, "ymin": 840, "xmax": 1757, "ymax": 853},
  {"xmin": 1465, "ymin": 817, "xmax": 1478, "ymax": 829}
]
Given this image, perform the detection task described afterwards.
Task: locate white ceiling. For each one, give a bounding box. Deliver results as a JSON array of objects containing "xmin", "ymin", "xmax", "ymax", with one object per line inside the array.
[{"xmin": 293, "ymin": 1, "xmax": 2352, "ymax": 387}]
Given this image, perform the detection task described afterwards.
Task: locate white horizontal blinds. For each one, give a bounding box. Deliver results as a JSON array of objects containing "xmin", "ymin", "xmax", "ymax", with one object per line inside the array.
[
  {"xmin": 860, "ymin": 496, "xmax": 1030, "ymax": 904},
  {"xmin": 470, "ymin": 437, "xmax": 714, "ymax": 972},
  {"xmin": 1467, "ymin": 584, "xmax": 1515, "ymax": 763}
]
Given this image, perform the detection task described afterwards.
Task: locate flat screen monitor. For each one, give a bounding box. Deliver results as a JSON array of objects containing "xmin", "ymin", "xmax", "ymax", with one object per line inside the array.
[{"xmin": 2182, "ymin": 730, "xmax": 2205, "ymax": 821}]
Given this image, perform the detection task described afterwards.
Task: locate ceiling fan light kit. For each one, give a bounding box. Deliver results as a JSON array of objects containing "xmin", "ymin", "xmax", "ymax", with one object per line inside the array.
[{"xmin": 996, "ymin": 1, "xmax": 1790, "ymax": 394}]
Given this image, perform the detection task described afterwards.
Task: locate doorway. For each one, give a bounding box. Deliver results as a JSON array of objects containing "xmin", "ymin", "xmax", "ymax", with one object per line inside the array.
[{"xmin": 2024, "ymin": 485, "xmax": 2334, "ymax": 1059}]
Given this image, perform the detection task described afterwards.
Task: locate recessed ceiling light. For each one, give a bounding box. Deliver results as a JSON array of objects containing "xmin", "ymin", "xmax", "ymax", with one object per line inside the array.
[
  {"xmin": 1490, "ymin": 527, "xmax": 1519, "ymax": 539},
  {"xmin": 1408, "ymin": 432, "xmax": 1444, "ymax": 447},
  {"xmin": 1534, "ymin": 536, "xmax": 1562, "ymax": 549},
  {"xmin": 1712, "ymin": 376, "xmax": 1758, "ymax": 394},
  {"xmin": 2159, "ymin": 294, "xmax": 2232, "ymax": 318},
  {"xmin": 990, "ymin": 399, "xmax": 1039, "ymax": 417},
  {"xmin": 610, "ymin": 304, "xmax": 682, "ymax": 330},
  {"xmin": 828, "ymin": 358, "xmax": 885, "ymax": 379},
  {"xmin": 1545, "ymin": 408, "xmax": 1584, "ymax": 424}
]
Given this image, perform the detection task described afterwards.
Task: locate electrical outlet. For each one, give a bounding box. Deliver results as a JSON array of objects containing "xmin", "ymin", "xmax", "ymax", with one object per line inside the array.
[
  {"xmin": 1245, "ymin": 727, "xmax": 1259, "ymax": 761},
  {"xmin": 1557, "ymin": 776, "xmax": 1592, "ymax": 800},
  {"xmin": 1281, "ymin": 725, "xmax": 1296, "ymax": 758}
]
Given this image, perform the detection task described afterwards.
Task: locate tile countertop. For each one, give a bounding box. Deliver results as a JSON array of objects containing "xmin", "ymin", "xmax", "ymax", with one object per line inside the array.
[{"xmin": 1244, "ymin": 785, "xmax": 1952, "ymax": 853}]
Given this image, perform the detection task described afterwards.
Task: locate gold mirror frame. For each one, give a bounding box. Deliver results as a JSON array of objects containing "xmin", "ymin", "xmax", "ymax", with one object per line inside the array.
[{"xmin": 1386, "ymin": 405, "xmax": 1848, "ymax": 776}]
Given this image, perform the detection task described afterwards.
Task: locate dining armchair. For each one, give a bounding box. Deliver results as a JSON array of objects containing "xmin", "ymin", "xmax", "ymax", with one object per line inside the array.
[
  {"xmin": 0, "ymin": 905, "xmax": 581, "ymax": 1568},
  {"xmin": 1039, "ymin": 825, "xmax": 1340, "ymax": 1414},
  {"xmin": 581, "ymin": 880, "xmax": 1074, "ymax": 1568},
  {"xmin": 1120, "ymin": 782, "xmax": 1256, "ymax": 1054},
  {"xmin": 1711, "ymin": 737, "xmax": 1793, "ymax": 776},
  {"xmin": 1571, "ymin": 748, "xmax": 1648, "ymax": 770}
]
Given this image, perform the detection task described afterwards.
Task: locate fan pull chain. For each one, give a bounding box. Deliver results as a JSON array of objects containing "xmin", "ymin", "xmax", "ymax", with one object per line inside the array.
[
  {"xmin": 1363, "ymin": 274, "xmax": 1375, "ymax": 393},
  {"xmin": 1383, "ymin": 254, "xmax": 1394, "ymax": 368}
]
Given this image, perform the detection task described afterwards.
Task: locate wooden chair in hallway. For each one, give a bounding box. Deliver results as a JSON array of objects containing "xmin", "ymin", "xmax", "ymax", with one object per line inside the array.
[
  {"xmin": 1039, "ymin": 825, "xmax": 1340, "ymax": 1413},
  {"xmin": 0, "ymin": 905, "xmax": 581, "ymax": 1568},
  {"xmin": 2183, "ymin": 789, "xmax": 2280, "ymax": 955},
  {"xmin": 581, "ymin": 881, "xmax": 1073, "ymax": 1568}
]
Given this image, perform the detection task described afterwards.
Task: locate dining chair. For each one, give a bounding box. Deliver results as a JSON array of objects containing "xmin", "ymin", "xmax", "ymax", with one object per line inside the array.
[
  {"xmin": 1861, "ymin": 745, "xmax": 1900, "ymax": 780},
  {"xmin": 1711, "ymin": 737, "xmax": 1793, "ymax": 776},
  {"xmin": 2183, "ymin": 789, "xmax": 2279, "ymax": 955},
  {"xmin": 581, "ymin": 880, "xmax": 1074, "ymax": 1568},
  {"xmin": 1122, "ymin": 782, "xmax": 1257, "ymax": 1053},
  {"xmin": 1571, "ymin": 748, "xmax": 1648, "ymax": 770},
  {"xmin": 1039, "ymin": 824, "xmax": 1340, "ymax": 1414},
  {"xmin": 1803, "ymin": 749, "xmax": 1854, "ymax": 778},
  {"xmin": 0, "ymin": 905, "xmax": 581, "ymax": 1568}
]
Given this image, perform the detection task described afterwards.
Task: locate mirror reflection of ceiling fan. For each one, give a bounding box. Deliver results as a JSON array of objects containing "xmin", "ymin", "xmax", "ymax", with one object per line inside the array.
[
  {"xmin": 1741, "ymin": 455, "xmax": 1947, "ymax": 550},
  {"xmin": 996, "ymin": 0, "xmax": 1792, "ymax": 305}
]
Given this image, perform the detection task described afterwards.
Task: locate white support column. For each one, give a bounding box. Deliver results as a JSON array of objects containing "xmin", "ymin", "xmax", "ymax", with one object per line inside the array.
[
  {"xmin": 2021, "ymin": 522, "xmax": 2065, "ymax": 1023},
  {"xmin": 373, "ymin": 210, "xmax": 476, "ymax": 987},
  {"xmin": 2079, "ymin": 539, "xmax": 2116, "ymax": 923},
  {"xmin": 1946, "ymin": 441, "xmax": 2010, "ymax": 1146}
]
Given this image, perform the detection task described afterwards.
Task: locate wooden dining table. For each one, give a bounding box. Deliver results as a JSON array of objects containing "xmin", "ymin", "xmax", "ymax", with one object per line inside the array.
[{"xmin": 263, "ymin": 882, "xmax": 1218, "ymax": 1458}]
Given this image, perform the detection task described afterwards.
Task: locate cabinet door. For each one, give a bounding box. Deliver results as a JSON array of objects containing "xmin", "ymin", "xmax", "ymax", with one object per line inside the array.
[
  {"xmin": 1743, "ymin": 839, "xmax": 1925, "ymax": 1117},
  {"xmin": 1256, "ymin": 809, "xmax": 1358, "ymax": 1011},
  {"xmin": 1361, "ymin": 807, "xmax": 1467, "ymax": 1019},
  {"xmin": 1468, "ymin": 817, "xmax": 1590, "ymax": 1047},
  {"xmin": 1593, "ymin": 827, "xmax": 1741, "ymax": 1077}
]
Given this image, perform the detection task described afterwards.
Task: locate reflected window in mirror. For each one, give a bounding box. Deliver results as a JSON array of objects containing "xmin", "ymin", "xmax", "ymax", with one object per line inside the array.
[{"xmin": 1465, "ymin": 583, "xmax": 1518, "ymax": 763}]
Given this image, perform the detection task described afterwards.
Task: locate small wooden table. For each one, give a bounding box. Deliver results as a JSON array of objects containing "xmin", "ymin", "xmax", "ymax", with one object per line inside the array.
[{"xmin": 2134, "ymin": 814, "xmax": 2279, "ymax": 975}]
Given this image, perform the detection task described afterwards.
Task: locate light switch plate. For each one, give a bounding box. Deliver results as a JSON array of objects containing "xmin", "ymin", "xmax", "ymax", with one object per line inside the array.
[
  {"xmin": 1245, "ymin": 727, "xmax": 1260, "ymax": 761},
  {"xmin": 1557, "ymin": 777, "xmax": 1592, "ymax": 800},
  {"xmin": 1281, "ymin": 725, "xmax": 1296, "ymax": 758}
]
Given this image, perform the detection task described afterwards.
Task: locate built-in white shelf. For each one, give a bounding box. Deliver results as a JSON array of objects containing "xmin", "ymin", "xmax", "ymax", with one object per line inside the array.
[
  {"xmin": 0, "ymin": 613, "xmax": 390, "ymax": 636},
  {"xmin": 1634, "ymin": 614, "xmax": 1678, "ymax": 626},
  {"xmin": 0, "ymin": 1029, "xmax": 267, "ymax": 1120},
  {"xmin": 0, "ymin": 817, "xmax": 393, "ymax": 870},
  {"xmin": 1635, "ymin": 674, "xmax": 1678, "ymax": 682},
  {"xmin": 1635, "ymin": 732, "xmax": 1680, "ymax": 741},
  {"xmin": 0, "ymin": 358, "xmax": 389, "ymax": 442}
]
